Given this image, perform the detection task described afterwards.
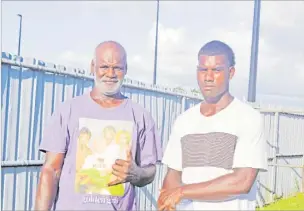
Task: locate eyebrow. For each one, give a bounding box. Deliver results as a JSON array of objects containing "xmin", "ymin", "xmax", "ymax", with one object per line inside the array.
[
  {"xmin": 99, "ymin": 64, "xmax": 124, "ymax": 68},
  {"xmin": 199, "ymin": 65, "xmax": 226, "ymax": 69}
]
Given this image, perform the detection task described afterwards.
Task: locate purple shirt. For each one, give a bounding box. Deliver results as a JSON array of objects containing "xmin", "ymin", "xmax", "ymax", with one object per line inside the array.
[{"xmin": 39, "ymin": 93, "xmax": 162, "ymax": 210}]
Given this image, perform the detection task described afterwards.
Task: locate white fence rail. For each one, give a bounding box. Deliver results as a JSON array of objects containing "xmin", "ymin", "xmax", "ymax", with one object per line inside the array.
[{"xmin": 1, "ymin": 52, "xmax": 303, "ymax": 210}]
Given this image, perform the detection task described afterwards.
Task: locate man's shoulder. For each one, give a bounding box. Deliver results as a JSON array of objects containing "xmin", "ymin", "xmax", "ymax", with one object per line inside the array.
[
  {"xmin": 231, "ymin": 98, "xmax": 262, "ymax": 128},
  {"xmin": 127, "ymin": 98, "xmax": 154, "ymax": 119},
  {"xmin": 177, "ymin": 102, "xmax": 201, "ymax": 122},
  {"xmin": 233, "ymin": 98, "xmax": 261, "ymax": 119},
  {"xmin": 171, "ymin": 102, "xmax": 201, "ymax": 130},
  {"xmin": 54, "ymin": 93, "xmax": 89, "ymax": 113}
]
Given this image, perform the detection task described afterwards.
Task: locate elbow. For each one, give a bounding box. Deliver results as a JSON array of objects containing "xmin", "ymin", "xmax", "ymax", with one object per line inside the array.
[
  {"xmin": 235, "ymin": 181, "xmax": 253, "ymax": 194},
  {"xmin": 41, "ymin": 164, "xmax": 55, "ymax": 176},
  {"xmin": 134, "ymin": 177, "xmax": 154, "ymax": 187},
  {"xmin": 238, "ymin": 186, "xmax": 251, "ymax": 194},
  {"xmin": 40, "ymin": 166, "xmax": 53, "ymax": 181},
  {"xmin": 136, "ymin": 182, "xmax": 150, "ymax": 188},
  {"xmin": 40, "ymin": 164, "xmax": 61, "ymax": 182},
  {"xmin": 140, "ymin": 170, "xmax": 157, "ymax": 187},
  {"xmin": 228, "ymin": 176, "xmax": 253, "ymax": 195},
  {"xmin": 134, "ymin": 165, "xmax": 157, "ymax": 187},
  {"xmin": 232, "ymin": 168, "xmax": 257, "ymax": 195},
  {"xmin": 144, "ymin": 174, "xmax": 156, "ymax": 187}
]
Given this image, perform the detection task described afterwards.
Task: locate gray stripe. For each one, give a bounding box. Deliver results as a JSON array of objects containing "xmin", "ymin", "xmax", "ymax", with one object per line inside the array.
[{"xmin": 181, "ymin": 132, "xmax": 237, "ymax": 169}]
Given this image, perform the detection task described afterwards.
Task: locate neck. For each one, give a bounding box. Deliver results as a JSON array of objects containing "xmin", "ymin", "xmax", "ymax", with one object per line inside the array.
[
  {"xmin": 90, "ymin": 88, "xmax": 125, "ymax": 108},
  {"xmin": 201, "ymin": 92, "xmax": 234, "ymax": 116}
]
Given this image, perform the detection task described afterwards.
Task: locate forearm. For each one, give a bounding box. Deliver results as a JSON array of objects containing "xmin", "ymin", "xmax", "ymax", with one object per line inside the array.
[
  {"xmin": 162, "ymin": 179, "xmax": 181, "ymax": 190},
  {"xmin": 181, "ymin": 172, "xmax": 250, "ymax": 201},
  {"xmin": 130, "ymin": 165, "xmax": 156, "ymax": 187},
  {"xmin": 162, "ymin": 170, "xmax": 182, "ymax": 190},
  {"xmin": 34, "ymin": 167, "xmax": 60, "ymax": 210}
]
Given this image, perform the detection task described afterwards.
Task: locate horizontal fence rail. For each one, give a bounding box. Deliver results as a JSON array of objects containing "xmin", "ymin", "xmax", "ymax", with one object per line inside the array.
[{"xmin": 1, "ymin": 52, "xmax": 304, "ymax": 210}]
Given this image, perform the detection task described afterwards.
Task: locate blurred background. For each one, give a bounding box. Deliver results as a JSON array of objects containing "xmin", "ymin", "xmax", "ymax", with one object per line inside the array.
[{"xmin": 2, "ymin": 1, "xmax": 304, "ymax": 108}]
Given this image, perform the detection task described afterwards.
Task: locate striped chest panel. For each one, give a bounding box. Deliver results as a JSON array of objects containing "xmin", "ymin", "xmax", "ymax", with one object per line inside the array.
[{"xmin": 180, "ymin": 132, "xmax": 238, "ymax": 170}]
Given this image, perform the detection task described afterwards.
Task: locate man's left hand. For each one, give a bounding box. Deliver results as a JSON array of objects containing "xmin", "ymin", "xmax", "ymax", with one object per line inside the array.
[
  {"xmin": 108, "ymin": 150, "xmax": 139, "ymax": 186},
  {"xmin": 158, "ymin": 187, "xmax": 183, "ymax": 211}
]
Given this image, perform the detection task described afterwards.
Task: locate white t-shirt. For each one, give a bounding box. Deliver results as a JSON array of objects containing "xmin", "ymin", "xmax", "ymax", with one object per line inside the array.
[{"xmin": 162, "ymin": 98, "xmax": 268, "ymax": 210}]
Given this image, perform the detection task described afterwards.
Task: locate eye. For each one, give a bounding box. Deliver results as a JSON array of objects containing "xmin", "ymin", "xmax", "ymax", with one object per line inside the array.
[
  {"xmin": 197, "ymin": 67, "xmax": 208, "ymax": 72},
  {"xmin": 213, "ymin": 68, "xmax": 223, "ymax": 72},
  {"xmin": 100, "ymin": 66, "xmax": 109, "ymax": 70},
  {"xmin": 113, "ymin": 67, "xmax": 123, "ymax": 72}
]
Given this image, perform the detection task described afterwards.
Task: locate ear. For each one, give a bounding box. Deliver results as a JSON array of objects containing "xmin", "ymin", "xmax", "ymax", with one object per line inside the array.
[
  {"xmin": 229, "ymin": 67, "xmax": 235, "ymax": 80},
  {"xmin": 90, "ymin": 59, "xmax": 95, "ymax": 75}
]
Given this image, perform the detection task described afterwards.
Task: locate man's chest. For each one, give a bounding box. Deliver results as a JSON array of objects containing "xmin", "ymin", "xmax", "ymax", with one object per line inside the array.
[
  {"xmin": 179, "ymin": 117, "xmax": 241, "ymax": 170},
  {"xmin": 180, "ymin": 132, "xmax": 239, "ymax": 170}
]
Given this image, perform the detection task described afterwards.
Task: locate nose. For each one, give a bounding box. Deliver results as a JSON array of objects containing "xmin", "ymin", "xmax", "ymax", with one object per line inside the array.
[
  {"xmin": 106, "ymin": 67, "xmax": 116, "ymax": 78},
  {"xmin": 205, "ymin": 69, "xmax": 214, "ymax": 81}
]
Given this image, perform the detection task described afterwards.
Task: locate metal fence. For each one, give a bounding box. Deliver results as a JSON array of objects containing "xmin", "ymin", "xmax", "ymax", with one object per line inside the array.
[
  {"xmin": 1, "ymin": 52, "xmax": 304, "ymax": 210},
  {"xmin": 256, "ymin": 109, "xmax": 304, "ymax": 206}
]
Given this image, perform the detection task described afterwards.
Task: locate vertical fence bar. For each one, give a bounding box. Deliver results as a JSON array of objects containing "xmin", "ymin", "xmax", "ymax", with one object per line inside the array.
[
  {"xmin": 271, "ymin": 111, "xmax": 279, "ymax": 200},
  {"xmin": 181, "ymin": 96, "xmax": 186, "ymax": 113}
]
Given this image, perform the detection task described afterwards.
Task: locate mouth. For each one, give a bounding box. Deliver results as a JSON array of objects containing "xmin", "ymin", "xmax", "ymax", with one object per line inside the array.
[
  {"xmin": 203, "ymin": 85, "xmax": 215, "ymax": 90},
  {"xmin": 102, "ymin": 80, "xmax": 118, "ymax": 85}
]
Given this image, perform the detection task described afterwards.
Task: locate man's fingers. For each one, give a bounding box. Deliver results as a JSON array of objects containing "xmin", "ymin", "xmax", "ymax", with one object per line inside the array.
[
  {"xmin": 112, "ymin": 164, "xmax": 125, "ymax": 173},
  {"xmin": 165, "ymin": 200, "xmax": 176, "ymax": 211},
  {"xmin": 107, "ymin": 179, "xmax": 121, "ymax": 187},
  {"xmin": 158, "ymin": 197, "xmax": 170, "ymax": 211},
  {"xmin": 169, "ymin": 206, "xmax": 176, "ymax": 211},
  {"xmin": 158, "ymin": 203, "xmax": 167, "ymax": 211},
  {"xmin": 159, "ymin": 203, "xmax": 174, "ymax": 211},
  {"xmin": 112, "ymin": 169, "xmax": 125, "ymax": 179},
  {"xmin": 107, "ymin": 173, "xmax": 126, "ymax": 186},
  {"xmin": 159, "ymin": 188, "xmax": 166, "ymax": 194},
  {"xmin": 115, "ymin": 159, "xmax": 127, "ymax": 166},
  {"xmin": 159, "ymin": 196, "xmax": 178, "ymax": 211},
  {"xmin": 127, "ymin": 149, "xmax": 132, "ymax": 160}
]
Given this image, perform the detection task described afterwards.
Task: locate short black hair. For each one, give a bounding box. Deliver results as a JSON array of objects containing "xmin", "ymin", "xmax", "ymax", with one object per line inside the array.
[{"xmin": 197, "ymin": 40, "xmax": 235, "ymax": 67}]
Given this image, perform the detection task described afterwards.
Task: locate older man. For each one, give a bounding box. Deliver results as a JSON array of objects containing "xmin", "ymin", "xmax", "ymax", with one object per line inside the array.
[
  {"xmin": 35, "ymin": 41, "xmax": 162, "ymax": 210},
  {"xmin": 158, "ymin": 40, "xmax": 268, "ymax": 210}
]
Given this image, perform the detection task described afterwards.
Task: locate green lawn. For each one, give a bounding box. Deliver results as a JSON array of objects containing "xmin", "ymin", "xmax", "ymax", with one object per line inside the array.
[{"xmin": 257, "ymin": 193, "xmax": 304, "ymax": 210}]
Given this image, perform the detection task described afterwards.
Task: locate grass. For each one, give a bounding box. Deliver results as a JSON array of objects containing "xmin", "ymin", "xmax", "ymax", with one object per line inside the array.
[{"xmin": 257, "ymin": 193, "xmax": 304, "ymax": 210}]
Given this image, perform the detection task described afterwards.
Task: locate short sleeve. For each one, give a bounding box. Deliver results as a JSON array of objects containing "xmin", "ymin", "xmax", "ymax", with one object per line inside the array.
[
  {"xmin": 136, "ymin": 115, "xmax": 163, "ymax": 167},
  {"xmin": 39, "ymin": 103, "xmax": 69, "ymax": 154},
  {"xmin": 161, "ymin": 120, "xmax": 183, "ymax": 171},
  {"xmin": 232, "ymin": 114, "xmax": 268, "ymax": 172}
]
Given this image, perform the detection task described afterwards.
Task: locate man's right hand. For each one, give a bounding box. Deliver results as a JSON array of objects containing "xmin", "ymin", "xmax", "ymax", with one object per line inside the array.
[
  {"xmin": 34, "ymin": 152, "xmax": 65, "ymax": 211},
  {"xmin": 157, "ymin": 168, "xmax": 183, "ymax": 211}
]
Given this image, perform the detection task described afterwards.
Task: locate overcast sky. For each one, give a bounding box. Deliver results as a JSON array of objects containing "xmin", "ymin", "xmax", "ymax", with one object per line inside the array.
[{"xmin": 2, "ymin": 1, "xmax": 304, "ymax": 108}]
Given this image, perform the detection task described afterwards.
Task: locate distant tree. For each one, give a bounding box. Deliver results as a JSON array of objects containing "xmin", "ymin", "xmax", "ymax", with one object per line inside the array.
[
  {"xmin": 173, "ymin": 86, "xmax": 186, "ymax": 93},
  {"xmin": 191, "ymin": 89, "xmax": 200, "ymax": 94}
]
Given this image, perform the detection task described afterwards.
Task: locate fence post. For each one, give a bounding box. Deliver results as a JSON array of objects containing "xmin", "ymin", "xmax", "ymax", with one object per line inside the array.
[
  {"xmin": 271, "ymin": 111, "xmax": 279, "ymax": 201},
  {"xmin": 181, "ymin": 96, "xmax": 186, "ymax": 113}
]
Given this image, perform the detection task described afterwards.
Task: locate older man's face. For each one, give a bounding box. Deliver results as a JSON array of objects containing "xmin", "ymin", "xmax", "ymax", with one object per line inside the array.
[{"xmin": 93, "ymin": 46, "xmax": 127, "ymax": 96}]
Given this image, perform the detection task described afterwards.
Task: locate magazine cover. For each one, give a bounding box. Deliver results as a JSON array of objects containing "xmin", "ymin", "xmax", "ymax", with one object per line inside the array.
[{"xmin": 74, "ymin": 118, "xmax": 133, "ymax": 196}]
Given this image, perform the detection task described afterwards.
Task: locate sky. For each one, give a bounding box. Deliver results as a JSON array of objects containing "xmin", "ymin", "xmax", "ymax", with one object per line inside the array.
[{"xmin": 2, "ymin": 1, "xmax": 304, "ymax": 108}]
